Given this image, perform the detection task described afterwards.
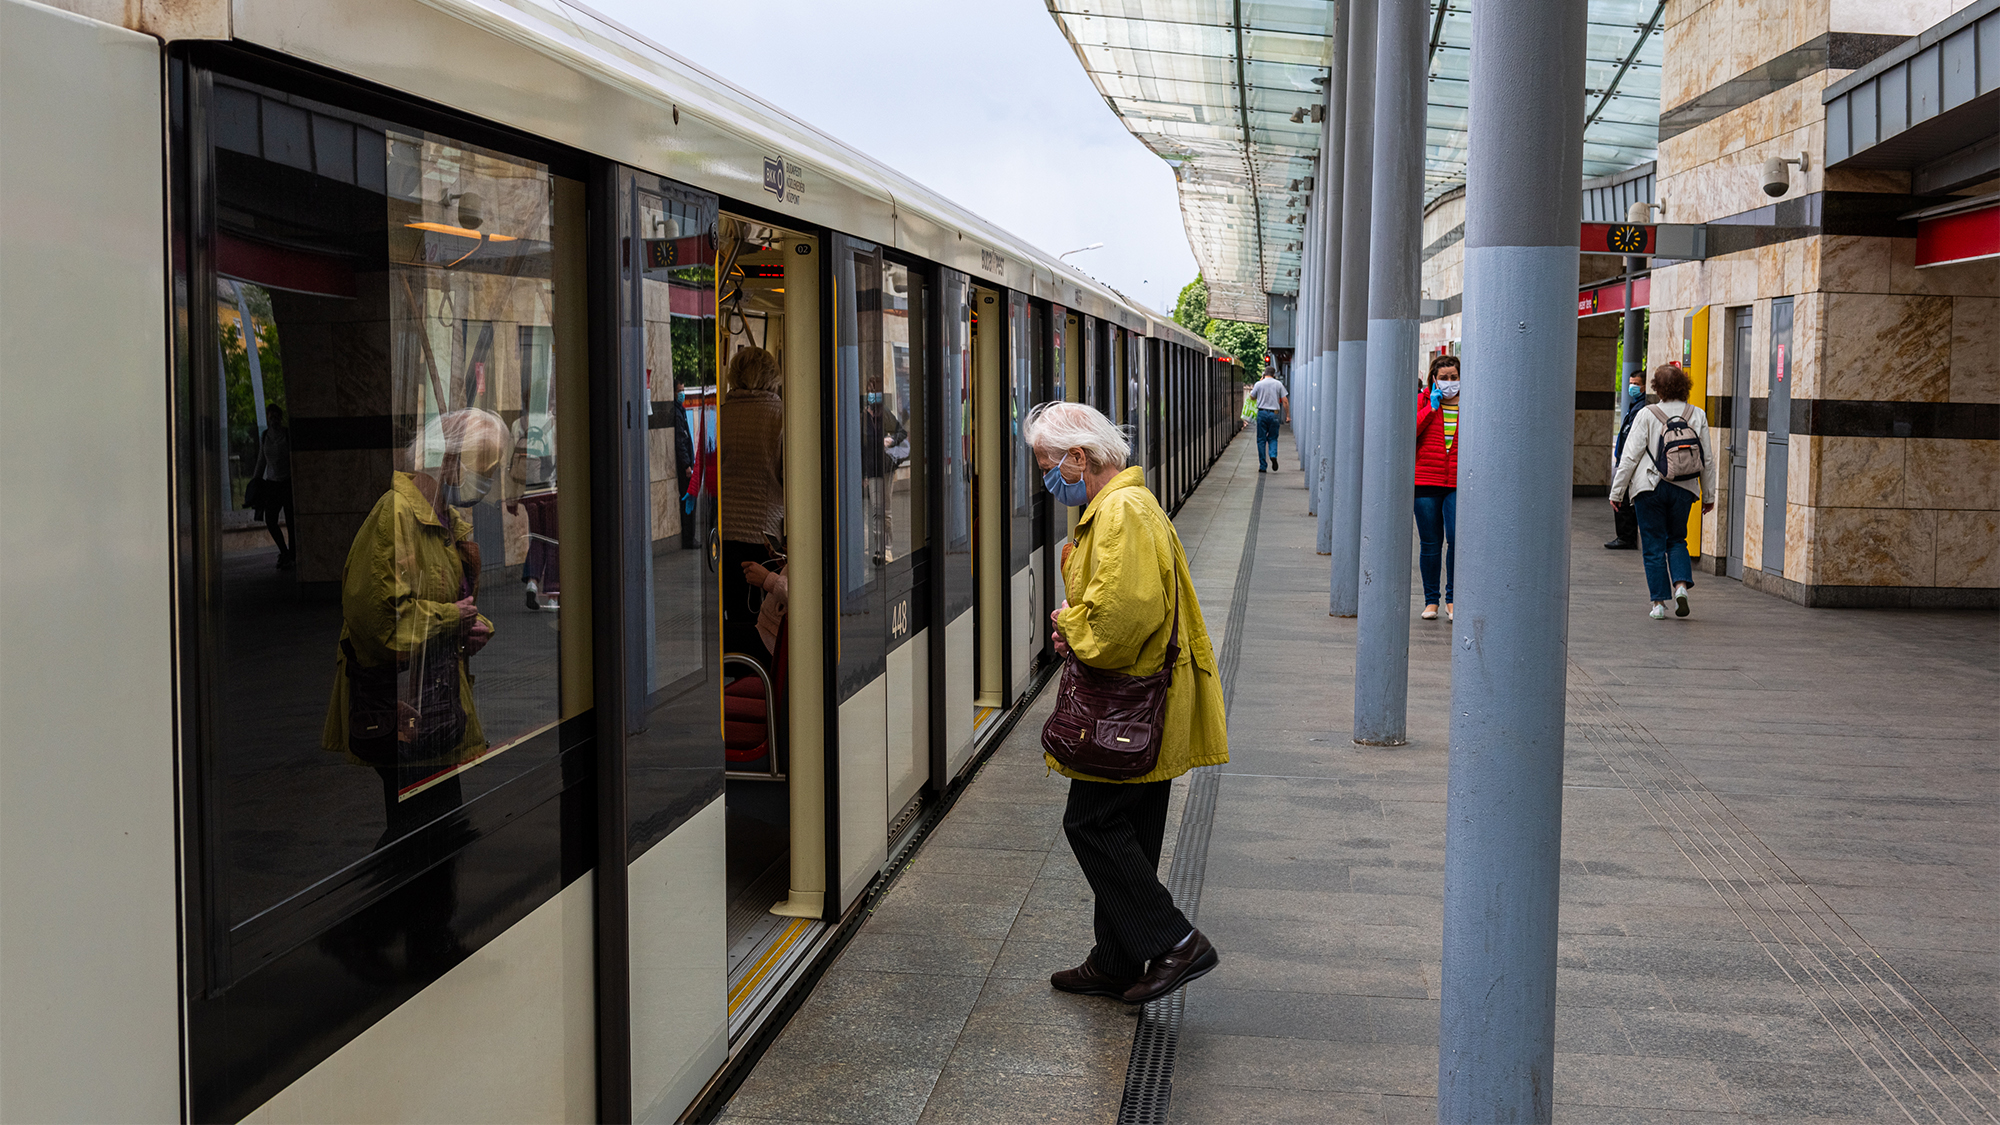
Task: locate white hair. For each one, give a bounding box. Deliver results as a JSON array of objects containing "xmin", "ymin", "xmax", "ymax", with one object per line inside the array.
[
  {"xmin": 1022, "ymin": 401, "xmax": 1131, "ymax": 471},
  {"xmin": 409, "ymin": 407, "xmax": 511, "ymax": 473}
]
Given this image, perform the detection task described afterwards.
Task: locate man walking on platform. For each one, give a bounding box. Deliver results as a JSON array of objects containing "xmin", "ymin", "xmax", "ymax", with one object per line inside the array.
[{"xmin": 1248, "ymin": 367, "xmax": 1288, "ymax": 472}]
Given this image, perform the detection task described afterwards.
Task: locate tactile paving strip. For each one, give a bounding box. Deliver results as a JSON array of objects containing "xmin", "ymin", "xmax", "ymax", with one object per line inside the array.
[
  {"xmin": 1570, "ymin": 665, "xmax": 2000, "ymax": 1125},
  {"xmin": 1117, "ymin": 471, "xmax": 1264, "ymax": 1125}
]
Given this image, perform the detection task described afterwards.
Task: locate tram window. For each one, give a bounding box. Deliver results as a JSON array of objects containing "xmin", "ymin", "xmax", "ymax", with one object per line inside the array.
[
  {"xmin": 883, "ymin": 261, "xmax": 926, "ymax": 565},
  {"xmin": 197, "ymin": 77, "xmax": 572, "ymax": 960},
  {"xmin": 622, "ymin": 172, "xmax": 721, "ymax": 857}
]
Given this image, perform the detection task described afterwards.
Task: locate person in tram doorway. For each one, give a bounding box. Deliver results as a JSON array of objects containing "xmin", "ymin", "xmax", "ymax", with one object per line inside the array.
[
  {"xmin": 1414, "ymin": 354, "xmax": 1461, "ymax": 623},
  {"xmin": 719, "ymin": 345, "xmax": 785, "ymax": 659},
  {"xmin": 1024, "ymin": 401, "xmax": 1230, "ymax": 1006},
  {"xmin": 1604, "ymin": 367, "xmax": 1649, "ymax": 550},
  {"xmin": 248, "ymin": 402, "xmax": 295, "ymax": 569},
  {"xmin": 1248, "ymin": 365, "xmax": 1288, "ymax": 472},
  {"xmin": 321, "ymin": 408, "xmax": 506, "ymax": 974},
  {"xmin": 1610, "ymin": 362, "xmax": 1716, "ymax": 620}
]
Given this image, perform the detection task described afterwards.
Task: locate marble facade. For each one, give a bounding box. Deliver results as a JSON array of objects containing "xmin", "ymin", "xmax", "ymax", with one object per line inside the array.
[{"xmin": 1642, "ymin": 0, "xmax": 1999, "ymax": 606}]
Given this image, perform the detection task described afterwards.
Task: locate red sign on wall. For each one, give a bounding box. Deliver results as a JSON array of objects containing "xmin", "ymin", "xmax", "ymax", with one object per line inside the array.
[
  {"xmin": 1914, "ymin": 202, "xmax": 1999, "ymax": 268},
  {"xmin": 1580, "ymin": 223, "xmax": 1655, "ymax": 255}
]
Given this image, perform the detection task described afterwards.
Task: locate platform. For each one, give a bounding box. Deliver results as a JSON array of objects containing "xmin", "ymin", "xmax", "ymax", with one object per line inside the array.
[{"xmin": 718, "ymin": 431, "xmax": 1999, "ymax": 1125}]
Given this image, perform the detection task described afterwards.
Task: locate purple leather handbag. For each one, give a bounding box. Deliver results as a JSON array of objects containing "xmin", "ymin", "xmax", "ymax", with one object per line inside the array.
[{"xmin": 1041, "ymin": 584, "xmax": 1179, "ymax": 781}]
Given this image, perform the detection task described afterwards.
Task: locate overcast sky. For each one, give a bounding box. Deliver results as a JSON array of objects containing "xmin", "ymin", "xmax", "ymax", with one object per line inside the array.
[{"xmin": 584, "ymin": 0, "xmax": 1200, "ymax": 316}]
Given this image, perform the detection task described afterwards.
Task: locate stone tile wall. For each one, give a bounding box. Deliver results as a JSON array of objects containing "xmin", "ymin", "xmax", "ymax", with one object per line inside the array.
[{"xmin": 1646, "ymin": 0, "xmax": 1998, "ymax": 606}]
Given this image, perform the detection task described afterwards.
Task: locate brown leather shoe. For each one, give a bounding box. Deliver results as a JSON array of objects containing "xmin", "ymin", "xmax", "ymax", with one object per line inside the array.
[
  {"xmin": 1051, "ymin": 954, "xmax": 1137, "ymax": 998},
  {"xmin": 1122, "ymin": 929, "xmax": 1219, "ymax": 1004}
]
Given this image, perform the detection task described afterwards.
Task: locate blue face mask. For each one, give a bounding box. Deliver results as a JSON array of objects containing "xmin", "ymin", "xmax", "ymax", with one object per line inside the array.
[
  {"xmin": 1042, "ymin": 451, "xmax": 1091, "ymax": 507},
  {"xmin": 1628, "ymin": 383, "xmax": 1646, "ymax": 401}
]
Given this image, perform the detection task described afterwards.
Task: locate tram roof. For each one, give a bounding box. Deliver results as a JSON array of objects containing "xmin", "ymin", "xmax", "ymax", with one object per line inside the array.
[
  {"xmin": 226, "ymin": 0, "xmax": 1212, "ymax": 352},
  {"xmin": 1047, "ymin": 0, "xmax": 1664, "ymax": 322}
]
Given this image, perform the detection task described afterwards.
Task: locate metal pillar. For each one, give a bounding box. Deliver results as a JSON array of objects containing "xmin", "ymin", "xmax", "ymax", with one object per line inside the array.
[
  {"xmin": 1313, "ymin": 13, "xmax": 1349, "ymax": 554},
  {"xmin": 1299, "ymin": 187, "xmax": 1321, "ymax": 487},
  {"xmin": 1622, "ymin": 254, "xmax": 1645, "ymax": 383},
  {"xmin": 1350, "ymin": 0, "xmax": 1425, "ymax": 746},
  {"xmin": 1437, "ymin": 0, "xmax": 1587, "ymax": 1113},
  {"xmin": 1328, "ymin": 0, "xmax": 1377, "ymax": 616}
]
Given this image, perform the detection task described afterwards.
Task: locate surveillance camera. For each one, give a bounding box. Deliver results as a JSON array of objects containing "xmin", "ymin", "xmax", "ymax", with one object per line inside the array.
[
  {"xmin": 1761, "ymin": 152, "xmax": 1809, "ymax": 198},
  {"xmin": 1761, "ymin": 158, "xmax": 1790, "ymax": 197}
]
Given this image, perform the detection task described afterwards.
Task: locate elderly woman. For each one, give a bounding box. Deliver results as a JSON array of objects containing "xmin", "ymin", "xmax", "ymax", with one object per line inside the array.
[{"xmin": 1023, "ymin": 401, "xmax": 1229, "ymax": 1005}]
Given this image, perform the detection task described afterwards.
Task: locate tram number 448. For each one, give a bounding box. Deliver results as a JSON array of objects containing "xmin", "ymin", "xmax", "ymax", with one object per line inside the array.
[{"xmin": 890, "ymin": 596, "xmax": 911, "ymax": 641}]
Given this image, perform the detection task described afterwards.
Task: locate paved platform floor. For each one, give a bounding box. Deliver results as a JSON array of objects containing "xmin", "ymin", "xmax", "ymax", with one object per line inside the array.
[{"xmin": 719, "ymin": 431, "xmax": 1998, "ymax": 1125}]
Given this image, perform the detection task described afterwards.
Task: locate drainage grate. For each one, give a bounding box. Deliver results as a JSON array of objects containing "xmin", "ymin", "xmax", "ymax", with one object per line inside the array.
[{"xmin": 1117, "ymin": 471, "xmax": 1262, "ymax": 1125}]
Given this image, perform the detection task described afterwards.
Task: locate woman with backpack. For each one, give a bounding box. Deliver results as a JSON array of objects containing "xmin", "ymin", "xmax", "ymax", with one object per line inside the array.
[
  {"xmin": 1413, "ymin": 353, "xmax": 1461, "ymax": 622},
  {"xmin": 1610, "ymin": 362, "xmax": 1717, "ymax": 619}
]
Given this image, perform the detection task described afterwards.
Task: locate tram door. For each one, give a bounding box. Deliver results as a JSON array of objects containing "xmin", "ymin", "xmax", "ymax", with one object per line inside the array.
[
  {"xmin": 615, "ymin": 170, "xmax": 730, "ymax": 1117},
  {"xmin": 1727, "ymin": 307, "xmax": 1753, "ymax": 579},
  {"xmin": 831, "ymin": 237, "xmax": 934, "ymax": 909},
  {"xmin": 1007, "ymin": 292, "xmax": 1044, "ymax": 698},
  {"xmin": 934, "ymin": 268, "xmax": 978, "ymax": 783},
  {"xmin": 972, "ymin": 285, "xmax": 1007, "ymax": 717}
]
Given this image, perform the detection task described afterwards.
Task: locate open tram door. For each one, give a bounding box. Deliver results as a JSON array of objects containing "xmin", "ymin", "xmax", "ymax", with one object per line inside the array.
[{"xmin": 608, "ymin": 175, "xmax": 831, "ymax": 1119}]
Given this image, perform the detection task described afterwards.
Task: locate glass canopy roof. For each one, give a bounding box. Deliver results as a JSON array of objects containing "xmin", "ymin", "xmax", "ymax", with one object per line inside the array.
[{"xmin": 1050, "ymin": 0, "xmax": 1664, "ymax": 322}]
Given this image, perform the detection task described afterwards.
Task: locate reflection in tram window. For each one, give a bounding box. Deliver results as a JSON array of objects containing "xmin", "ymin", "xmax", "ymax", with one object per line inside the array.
[
  {"xmin": 200, "ymin": 78, "xmax": 571, "ymax": 971},
  {"xmin": 621, "ymin": 173, "xmax": 721, "ymax": 858}
]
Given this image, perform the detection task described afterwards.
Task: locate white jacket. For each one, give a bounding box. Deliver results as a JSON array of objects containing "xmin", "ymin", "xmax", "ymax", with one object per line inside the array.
[{"xmin": 1610, "ymin": 400, "xmax": 1716, "ymax": 504}]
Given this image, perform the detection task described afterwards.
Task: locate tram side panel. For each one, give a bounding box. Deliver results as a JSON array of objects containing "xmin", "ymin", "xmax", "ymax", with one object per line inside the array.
[{"xmin": 0, "ymin": 5, "xmax": 180, "ymax": 1120}]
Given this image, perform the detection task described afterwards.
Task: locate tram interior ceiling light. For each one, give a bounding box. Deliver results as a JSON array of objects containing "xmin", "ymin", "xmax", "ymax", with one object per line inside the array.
[{"xmin": 1762, "ymin": 152, "xmax": 1809, "ymax": 198}]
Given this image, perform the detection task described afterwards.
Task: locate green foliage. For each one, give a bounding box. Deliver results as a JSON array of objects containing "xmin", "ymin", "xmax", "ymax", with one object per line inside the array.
[
  {"xmin": 220, "ymin": 312, "xmax": 285, "ymax": 459},
  {"xmin": 1173, "ymin": 275, "xmax": 1209, "ymax": 336},
  {"xmin": 1205, "ymin": 318, "xmax": 1267, "ymax": 380},
  {"xmin": 1174, "ymin": 273, "xmax": 1265, "ymax": 379},
  {"xmin": 671, "ymin": 315, "xmax": 715, "ymax": 387}
]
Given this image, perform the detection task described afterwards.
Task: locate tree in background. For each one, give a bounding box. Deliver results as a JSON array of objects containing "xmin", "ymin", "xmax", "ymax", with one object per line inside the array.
[{"xmin": 1174, "ymin": 274, "xmax": 1266, "ymax": 380}]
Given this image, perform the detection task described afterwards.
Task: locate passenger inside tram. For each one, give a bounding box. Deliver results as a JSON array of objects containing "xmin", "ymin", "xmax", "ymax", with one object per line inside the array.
[{"xmin": 718, "ymin": 344, "xmax": 785, "ymax": 664}]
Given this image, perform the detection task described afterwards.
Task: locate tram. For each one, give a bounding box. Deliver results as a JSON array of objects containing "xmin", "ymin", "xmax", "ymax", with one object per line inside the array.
[{"xmin": 0, "ymin": 1, "xmax": 1242, "ymax": 1120}]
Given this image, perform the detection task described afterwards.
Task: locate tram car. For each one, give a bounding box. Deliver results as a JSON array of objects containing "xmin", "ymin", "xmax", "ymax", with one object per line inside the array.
[{"xmin": 0, "ymin": 0, "xmax": 1242, "ymax": 1120}]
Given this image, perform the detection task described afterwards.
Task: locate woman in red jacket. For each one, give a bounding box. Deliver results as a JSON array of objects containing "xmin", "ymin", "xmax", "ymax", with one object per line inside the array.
[{"xmin": 1414, "ymin": 354, "xmax": 1461, "ymax": 621}]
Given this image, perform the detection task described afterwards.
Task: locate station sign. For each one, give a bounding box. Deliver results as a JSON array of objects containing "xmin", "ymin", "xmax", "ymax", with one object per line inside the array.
[
  {"xmin": 1577, "ymin": 275, "xmax": 1650, "ymax": 318},
  {"xmin": 1914, "ymin": 200, "xmax": 1998, "ymax": 268},
  {"xmin": 1580, "ymin": 222, "xmax": 1655, "ymax": 255}
]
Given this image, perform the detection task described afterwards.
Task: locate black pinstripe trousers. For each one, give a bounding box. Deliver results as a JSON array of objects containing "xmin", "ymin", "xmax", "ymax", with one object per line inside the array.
[{"xmin": 1063, "ymin": 777, "xmax": 1193, "ymax": 979}]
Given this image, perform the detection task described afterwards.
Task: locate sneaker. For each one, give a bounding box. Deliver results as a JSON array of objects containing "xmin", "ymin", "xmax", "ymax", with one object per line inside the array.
[
  {"xmin": 1421, "ymin": 604, "xmax": 1438, "ymax": 620},
  {"xmin": 1673, "ymin": 584, "xmax": 1690, "ymax": 617},
  {"xmin": 1648, "ymin": 602, "xmax": 1668, "ymax": 620}
]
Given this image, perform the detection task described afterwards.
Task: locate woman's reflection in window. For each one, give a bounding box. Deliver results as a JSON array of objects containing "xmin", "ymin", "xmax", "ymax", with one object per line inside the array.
[{"xmin": 319, "ymin": 408, "xmax": 508, "ymax": 976}]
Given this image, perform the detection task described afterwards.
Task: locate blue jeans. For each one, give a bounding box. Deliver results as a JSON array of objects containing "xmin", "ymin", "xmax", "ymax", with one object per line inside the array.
[
  {"xmin": 1256, "ymin": 410, "xmax": 1281, "ymax": 464},
  {"xmin": 1632, "ymin": 486, "xmax": 1695, "ymax": 601},
  {"xmin": 1413, "ymin": 485, "xmax": 1456, "ymax": 605}
]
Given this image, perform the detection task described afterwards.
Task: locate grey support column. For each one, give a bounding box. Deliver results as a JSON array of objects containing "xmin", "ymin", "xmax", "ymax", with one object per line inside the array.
[
  {"xmin": 1313, "ymin": 13, "xmax": 1349, "ymax": 554},
  {"xmin": 1350, "ymin": 0, "xmax": 1425, "ymax": 746},
  {"xmin": 1300, "ymin": 189, "xmax": 1321, "ymax": 488},
  {"xmin": 1328, "ymin": 0, "xmax": 1377, "ymax": 616},
  {"xmin": 1437, "ymin": 0, "xmax": 1587, "ymax": 1115}
]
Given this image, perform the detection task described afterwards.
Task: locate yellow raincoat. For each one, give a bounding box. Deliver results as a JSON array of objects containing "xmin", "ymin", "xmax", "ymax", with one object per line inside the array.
[
  {"xmin": 323, "ymin": 472, "xmax": 490, "ymax": 766},
  {"xmin": 1048, "ymin": 467, "xmax": 1229, "ymax": 783}
]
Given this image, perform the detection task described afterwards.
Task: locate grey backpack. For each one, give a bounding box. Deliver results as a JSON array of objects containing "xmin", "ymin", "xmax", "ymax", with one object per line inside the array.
[{"xmin": 1648, "ymin": 405, "xmax": 1705, "ymax": 483}]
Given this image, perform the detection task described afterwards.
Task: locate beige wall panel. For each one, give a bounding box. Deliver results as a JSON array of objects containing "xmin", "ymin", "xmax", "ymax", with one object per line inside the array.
[
  {"xmin": 1821, "ymin": 235, "xmax": 1892, "ymax": 295},
  {"xmin": 1811, "ymin": 436, "xmax": 1906, "ymax": 508},
  {"xmin": 1905, "ymin": 439, "xmax": 2000, "ymax": 511},
  {"xmin": 1747, "ymin": 430, "xmax": 1767, "ymax": 498},
  {"xmin": 1831, "ymin": 0, "xmax": 1961, "ymax": 36},
  {"xmin": 246, "ymin": 875, "xmax": 597, "ymax": 1123},
  {"xmin": 0, "ymin": 6, "xmax": 181, "ymax": 1121},
  {"xmin": 1934, "ymin": 510, "xmax": 2000, "ymax": 587},
  {"xmin": 1809, "ymin": 507, "xmax": 1936, "ymax": 586},
  {"xmin": 1788, "ymin": 432, "xmax": 1814, "ymax": 507},
  {"xmin": 1821, "ymin": 292, "xmax": 1953, "ymax": 402},
  {"xmin": 630, "ymin": 800, "xmax": 727, "ymax": 1124},
  {"xmin": 1744, "ymin": 486, "xmax": 1766, "ymax": 564},
  {"xmin": 1889, "ymin": 239, "xmax": 2000, "ymax": 297},
  {"xmin": 1786, "ymin": 502, "xmax": 1816, "ymax": 580},
  {"xmin": 1951, "ymin": 297, "xmax": 2000, "ymax": 402}
]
